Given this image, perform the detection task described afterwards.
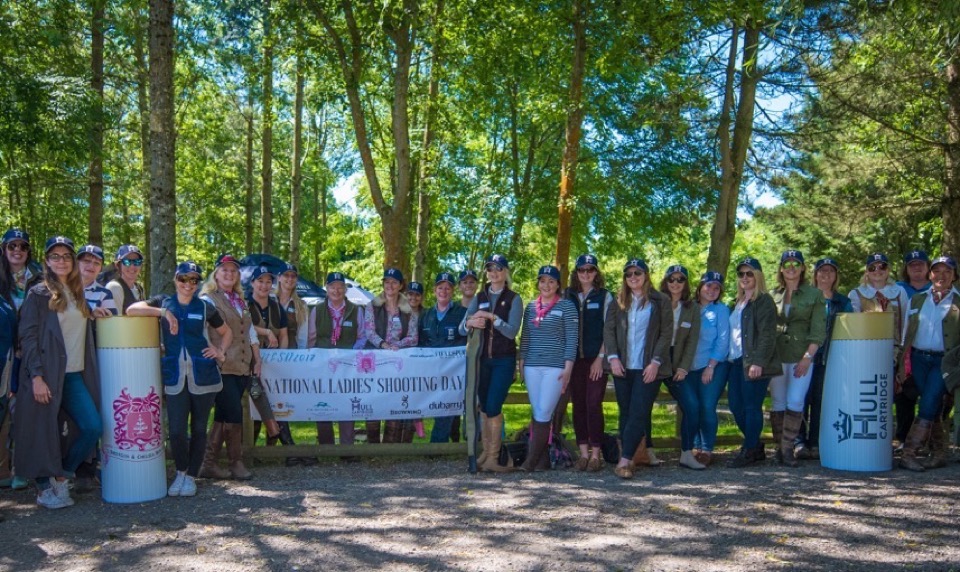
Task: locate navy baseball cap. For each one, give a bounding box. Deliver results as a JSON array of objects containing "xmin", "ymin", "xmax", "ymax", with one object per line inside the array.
[
  {"xmin": 931, "ymin": 256, "xmax": 957, "ymax": 271},
  {"xmin": 383, "ymin": 267, "xmax": 404, "ymax": 283},
  {"xmin": 326, "ymin": 272, "xmax": 346, "ymax": 285},
  {"xmin": 737, "ymin": 257, "xmax": 762, "ymax": 271},
  {"xmin": 435, "ymin": 272, "xmax": 456, "ymax": 286},
  {"xmin": 215, "ymin": 254, "xmax": 241, "ymax": 269},
  {"xmin": 665, "ymin": 264, "xmax": 688, "ymax": 278},
  {"xmin": 700, "ymin": 271, "xmax": 723, "ymax": 285},
  {"xmin": 903, "ymin": 250, "xmax": 929, "ymax": 264},
  {"xmin": 45, "ymin": 236, "xmax": 75, "ymax": 254},
  {"xmin": 115, "ymin": 244, "xmax": 143, "ymax": 260},
  {"xmin": 175, "ymin": 260, "xmax": 203, "ymax": 277},
  {"xmin": 623, "ymin": 258, "xmax": 649, "ymax": 273},
  {"xmin": 77, "ymin": 244, "xmax": 104, "ymax": 261},
  {"xmin": 484, "ymin": 254, "xmax": 509, "ymax": 270},
  {"xmin": 538, "ymin": 265, "xmax": 561, "ymax": 281},
  {"xmin": 2, "ymin": 228, "xmax": 29, "ymax": 245},
  {"xmin": 251, "ymin": 266, "xmax": 275, "ymax": 281},
  {"xmin": 865, "ymin": 253, "xmax": 889, "ymax": 268},
  {"xmin": 458, "ymin": 269, "xmax": 478, "ymax": 282},
  {"xmin": 281, "ymin": 263, "xmax": 298, "ymax": 275},
  {"xmin": 575, "ymin": 254, "xmax": 599, "ymax": 270},
  {"xmin": 408, "ymin": 281, "xmax": 424, "ymax": 294},
  {"xmin": 814, "ymin": 258, "xmax": 839, "ymax": 272},
  {"xmin": 780, "ymin": 250, "xmax": 804, "ymax": 264}
]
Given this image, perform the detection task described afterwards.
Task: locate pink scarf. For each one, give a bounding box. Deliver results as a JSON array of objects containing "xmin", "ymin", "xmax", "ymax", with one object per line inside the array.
[
  {"xmin": 224, "ymin": 290, "xmax": 246, "ymax": 313},
  {"xmin": 328, "ymin": 303, "xmax": 346, "ymax": 345},
  {"xmin": 534, "ymin": 295, "xmax": 559, "ymax": 327}
]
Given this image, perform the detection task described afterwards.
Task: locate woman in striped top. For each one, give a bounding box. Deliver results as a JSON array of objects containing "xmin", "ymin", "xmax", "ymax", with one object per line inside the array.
[{"xmin": 517, "ymin": 265, "xmax": 578, "ymax": 472}]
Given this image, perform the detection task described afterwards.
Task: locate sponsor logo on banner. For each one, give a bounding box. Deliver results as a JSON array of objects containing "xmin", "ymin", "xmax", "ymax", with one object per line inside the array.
[
  {"xmin": 833, "ymin": 373, "xmax": 890, "ymax": 442},
  {"xmin": 351, "ymin": 397, "xmax": 374, "ymax": 418}
]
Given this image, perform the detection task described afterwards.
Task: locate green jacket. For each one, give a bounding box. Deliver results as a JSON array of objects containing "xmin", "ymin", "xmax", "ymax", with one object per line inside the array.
[
  {"xmin": 671, "ymin": 300, "xmax": 701, "ymax": 373},
  {"xmin": 732, "ymin": 292, "xmax": 781, "ymax": 378},
  {"xmin": 900, "ymin": 289, "xmax": 960, "ymax": 377},
  {"xmin": 772, "ymin": 284, "xmax": 827, "ymax": 364}
]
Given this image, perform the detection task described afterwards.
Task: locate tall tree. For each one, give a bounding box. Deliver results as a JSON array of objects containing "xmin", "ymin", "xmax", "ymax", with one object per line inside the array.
[
  {"xmin": 289, "ymin": 0, "xmax": 305, "ymax": 266},
  {"xmin": 148, "ymin": 0, "xmax": 176, "ymax": 294},
  {"xmin": 260, "ymin": 0, "xmax": 274, "ymax": 254},
  {"xmin": 88, "ymin": 0, "xmax": 106, "ymax": 246}
]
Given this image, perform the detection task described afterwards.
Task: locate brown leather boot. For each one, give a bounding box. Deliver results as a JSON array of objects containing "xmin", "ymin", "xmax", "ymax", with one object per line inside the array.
[
  {"xmin": 770, "ymin": 411, "xmax": 784, "ymax": 463},
  {"xmin": 198, "ymin": 421, "xmax": 231, "ymax": 479},
  {"xmin": 900, "ymin": 418, "xmax": 932, "ymax": 472},
  {"xmin": 781, "ymin": 411, "xmax": 802, "ymax": 468},
  {"xmin": 476, "ymin": 413, "xmax": 490, "ymax": 467},
  {"xmin": 631, "ymin": 439, "xmax": 649, "ymax": 468},
  {"xmin": 520, "ymin": 421, "xmax": 551, "ymax": 472},
  {"xmin": 921, "ymin": 421, "xmax": 949, "ymax": 470},
  {"xmin": 224, "ymin": 423, "xmax": 252, "ymax": 480},
  {"xmin": 479, "ymin": 414, "xmax": 512, "ymax": 473}
]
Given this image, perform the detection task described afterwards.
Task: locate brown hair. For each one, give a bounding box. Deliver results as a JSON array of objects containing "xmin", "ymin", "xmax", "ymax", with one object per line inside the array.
[
  {"xmin": 567, "ymin": 267, "xmax": 606, "ymax": 294},
  {"xmin": 659, "ymin": 271, "xmax": 691, "ymax": 302},
  {"xmin": 43, "ymin": 252, "xmax": 91, "ymax": 318},
  {"xmin": 776, "ymin": 263, "xmax": 808, "ymax": 289},
  {"xmin": 617, "ymin": 268, "xmax": 651, "ymax": 310},
  {"xmin": 695, "ymin": 279, "xmax": 725, "ymax": 305}
]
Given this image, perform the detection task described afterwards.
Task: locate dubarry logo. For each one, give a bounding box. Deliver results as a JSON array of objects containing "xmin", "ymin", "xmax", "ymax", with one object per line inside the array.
[{"xmin": 113, "ymin": 387, "xmax": 163, "ymax": 452}]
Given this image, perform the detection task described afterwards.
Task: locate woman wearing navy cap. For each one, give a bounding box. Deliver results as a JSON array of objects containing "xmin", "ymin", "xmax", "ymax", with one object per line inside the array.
[
  {"xmin": 564, "ymin": 254, "xmax": 613, "ymax": 471},
  {"xmin": 898, "ymin": 256, "xmax": 960, "ymax": 471},
  {"xmin": 77, "ymin": 244, "xmax": 117, "ymax": 318},
  {"xmin": 769, "ymin": 250, "xmax": 826, "ymax": 467},
  {"xmin": 277, "ymin": 263, "xmax": 308, "ymax": 349},
  {"xmin": 420, "ymin": 272, "xmax": 467, "ymax": 444},
  {"xmin": 659, "ymin": 264, "xmax": 704, "ymax": 469},
  {"xmin": 604, "ymin": 258, "xmax": 672, "ymax": 479},
  {"xmin": 461, "ymin": 254, "xmax": 523, "ymax": 472},
  {"xmin": 458, "ymin": 270, "xmax": 479, "ymax": 310},
  {"xmin": 689, "ymin": 271, "xmax": 730, "ymax": 467},
  {"xmin": 517, "ymin": 265, "xmax": 578, "ymax": 471},
  {"xmin": 849, "ymin": 253, "xmax": 909, "ymax": 348},
  {"xmin": 198, "ymin": 254, "xmax": 263, "ymax": 480},
  {"xmin": 406, "ymin": 282, "xmax": 425, "ymax": 319},
  {"xmin": 14, "ymin": 237, "xmax": 101, "ymax": 509},
  {"xmin": 364, "ymin": 267, "xmax": 419, "ymax": 443},
  {"xmin": 127, "ymin": 261, "xmax": 232, "ymax": 496},
  {"xmin": 106, "ymin": 244, "xmax": 145, "ymax": 315},
  {"xmin": 893, "ymin": 250, "xmax": 931, "ymax": 447},
  {"xmin": 1, "ymin": 228, "xmax": 44, "ymax": 309},
  {"xmin": 793, "ymin": 258, "xmax": 852, "ymax": 460},
  {"xmin": 726, "ymin": 257, "xmax": 780, "ymax": 468}
]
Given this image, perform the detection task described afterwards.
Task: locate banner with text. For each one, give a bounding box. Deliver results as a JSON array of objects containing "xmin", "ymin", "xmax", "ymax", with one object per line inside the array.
[{"xmin": 250, "ymin": 347, "xmax": 467, "ymax": 422}]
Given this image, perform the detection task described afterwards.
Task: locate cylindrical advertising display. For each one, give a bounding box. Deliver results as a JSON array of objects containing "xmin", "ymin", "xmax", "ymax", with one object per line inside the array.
[
  {"xmin": 97, "ymin": 317, "xmax": 167, "ymax": 503},
  {"xmin": 819, "ymin": 312, "xmax": 895, "ymax": 472}
]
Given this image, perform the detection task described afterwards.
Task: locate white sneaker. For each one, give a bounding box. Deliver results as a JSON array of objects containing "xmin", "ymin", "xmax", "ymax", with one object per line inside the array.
[
  {"xmin": 679, "ymin": 450, "xmax": 706, "ymax": 470},
  {"xmin": 179, "ymin": 475, "xmax": 197, "ymax": 497},
  {"xmin": 52, "ymin": 480, "xmax": 75, "ymax": 506},
  {"xmin": 37, "ymin": 487, "xmax": 69, "ymax": 510},
  {"xmin": 168, "ymin": 472, "xmax": 185, "ymax": 497}
]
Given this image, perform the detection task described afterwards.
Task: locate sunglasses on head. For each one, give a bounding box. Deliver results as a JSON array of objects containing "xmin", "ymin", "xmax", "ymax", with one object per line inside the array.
[
  {"xmin": 121, "ymin": 258, "xmax": 144, "ymax": 267},
  {"xmin": 176, "ymin": 275, "xmax": 200, "ymax": 285},
  {"xmin": 6, "ymin": 242, "xmax": 28, "ymax": 252},
  {"xmin": 46, "ymin": 253, "xmax": 73, "ymax": 263},
  {"xmin": 868, "ymin": 263, "xmax": 888, "ymax": 272},
  {"xmin": 737, "ymin": 270, "xmax": 755, "ymax": 278},
  {"xmin": 624, "ymin": 270, "xmax": 645, "ymax": 278},
  {"xmin": 781, "ymin": 261, "xmax": 802, "ymax": 270},
  {"xmin": 667, "ymin": 276, "xmax": 687, "ymax": 284}
]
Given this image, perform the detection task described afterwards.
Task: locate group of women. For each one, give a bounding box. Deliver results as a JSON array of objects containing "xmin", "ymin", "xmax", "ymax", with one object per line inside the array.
[{"xmin": 1, "ymin": 225, "xmax": 956, "ymax": 510}]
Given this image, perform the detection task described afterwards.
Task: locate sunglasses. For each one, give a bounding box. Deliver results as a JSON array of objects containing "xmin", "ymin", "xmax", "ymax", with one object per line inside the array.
[
  {"xmin": 737, "ymin": 271, "xmax": 755, "ymax": 278},
  {"xmin": 624, "ymin": 270, "xmax": 645, "ymax": 278},
  {"xmin": 667, "ymin": 276, "xmax": 687, "ymax": 284},
  {"xmin": 486, "ymin": 265, "xmax": 504, "ymax": 272},
  {"xmin": 781, "ymin": 261, "xmax": 802, "ymax": 270},
  {"xmin": 577, "ymin": 267, "xmax": 598, "ymax": 274},
  {"xmin": 46, "ymin": 253, "xmax": 73, "ymax": 262},
  {"xmin": 6, "ymin": 242, "xmax": 28, "ymax": 252},
  {"xmin": 176, "ymin": 275, "xmax": 200, "ymax": 285},
  {"xmin": 867, "ymin": 263, "xmax": 888, "ymax": 272},
  {"xmin": 121, "ymin": 258, "xmax": 144, "ymax": 267}
]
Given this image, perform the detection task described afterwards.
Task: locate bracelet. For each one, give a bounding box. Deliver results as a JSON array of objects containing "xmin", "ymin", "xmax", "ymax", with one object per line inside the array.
[{"xmin": 803, "ymin": 352, "xmax": 813, "ymax": 360}]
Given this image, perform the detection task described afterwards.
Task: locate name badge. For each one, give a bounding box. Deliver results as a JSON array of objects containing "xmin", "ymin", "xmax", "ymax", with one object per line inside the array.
[
  {"xmin": 587, "ymin": 302, "xmax": 600, "ymax": 309},
  {"xmin": 681, "ymin": 321, "xmax": 692, "ymax": 328},
  {"xmin": 908, "ymin": 308, "xmax": 919, "ymax": 316},
  {"xmin": 550, "ymin": 310, "xmax": 563, "ymax": 317},
  {"xmin": 343, "ymin": 321, "xmax": 353, "ymax": 327},
  {"xmin": 447, "ymin": 327, "xmax": 456, "ymax": 341},
  {"xmin": 392, "ymin": 316, "xmax": 401, "ymax": 322},
  {"xmin": 479, "ymin": 302, "xmax": 490, "ymax": 309},
  {"xmin": 187, "ymin": 313, "xmax": 203, "ymax": 320}
]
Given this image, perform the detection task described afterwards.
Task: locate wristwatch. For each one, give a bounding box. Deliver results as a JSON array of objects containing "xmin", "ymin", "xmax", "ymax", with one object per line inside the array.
[
  {"xmin": 803, "ymin": 352, "xmax": 813, "ymax": 360},
  {"xmin": 494, "ymin": 317, "xmax": 503, "ymax": 327}
]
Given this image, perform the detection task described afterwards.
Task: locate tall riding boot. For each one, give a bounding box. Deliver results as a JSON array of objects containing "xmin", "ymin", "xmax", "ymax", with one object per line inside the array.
[
  {"xmin": 900, "ymin": 418, "xmax": 933, "ymax": 472},
  {"xmin": 770, "ymin": 411, "xmax": 784, "ymax": 463},
  {"xmin": 365, "ymin": 420, "xmax": 381, "ymax": 444},
  {"xmin": 520, "ymin": 421, "xmax": 551, "ymax": 472},
  {"xmin": 198, "ymin": 421, "xmax": 231, "ymax": 479},
  {"xmin": 476, "ymin": 413, "xmax": 490, "ymax": 466},
  {"xmin": 781, "ymin": 411, "xmax": 803, "ymax": 468},
  {"xmin": 479, "ymin": 414, "xmax": 512, "ymax": 473},
  {"xmin": 920, "ymin": 421, "xmax": 948, "ymax": 470},
  {"xmin": 224, "ymin": 423, "xmax": 252, "ymax": 480}
]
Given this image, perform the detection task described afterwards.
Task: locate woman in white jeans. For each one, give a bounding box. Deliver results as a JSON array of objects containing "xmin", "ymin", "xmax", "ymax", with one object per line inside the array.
[
  {"xmin": 769, "ymin": 250, "xmax": 826, "ymax": 467},
  {"xmin": 517, "ymin": 265, "xmax": 578, "ymax": 472}
]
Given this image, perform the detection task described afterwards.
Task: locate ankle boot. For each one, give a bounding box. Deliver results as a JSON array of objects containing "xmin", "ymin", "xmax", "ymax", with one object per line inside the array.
[
  {"xmin": 224, "ymin": 423, "xmax": 252, "ymax": 480},
  {"xmin": 520, "ymin": 421, "xmax": 551, "ymax": 472},
  {"xmin": 479, "ymin": 414, "xmax": 512, "ymax": 473},
  {"xmin": 781, "ymin": 411, "xmax": 803, "ymax": 468},
  {"xmin": 921, "ymin": 421, "xmax": 949, "ymax": 469},
  {"xmin": 679, "ymin": 450, "xmax": 706, "ymax": 470},
  {"xmin": 900, "ymin": 418, "xmax": 932, "ymax": 472},
  {"xmin": 770, "ymin": 411, "xmax": 785, "ymax": 463},
  {"xmin": 631, "ymin": 439, "xmax": 649, "ymax": 468},
  {"xmin": 198, "ymin": 421, "xmax": 231, "ymax": 479},
  {"xmin": 476, "ymin": 413, "xmax": 490, "ymax": 466}
]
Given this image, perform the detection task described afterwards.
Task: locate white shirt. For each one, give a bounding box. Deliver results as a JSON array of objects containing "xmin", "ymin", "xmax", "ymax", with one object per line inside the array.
[
  {"xmin": 911, "ymin": 289, "xmax": 957, "ymax": 352},
  {"xmin": 626, "ymin": 295, "xmax": 651, "ymax": 370},
  {"xmin": 729, "ymin": 300, "xmax": 747, "ymax": 361}
]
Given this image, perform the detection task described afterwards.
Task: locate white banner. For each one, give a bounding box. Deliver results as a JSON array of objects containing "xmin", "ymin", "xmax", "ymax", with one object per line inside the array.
[{"xmin": 251, "ymin": 347, "xmax": 467, "ymax": 422}]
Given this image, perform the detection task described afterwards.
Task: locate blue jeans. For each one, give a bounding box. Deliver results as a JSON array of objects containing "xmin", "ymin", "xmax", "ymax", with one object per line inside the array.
[
  {"xmin": 430, "ymin": 415, "xmax": 458, "ymax": 443},
  {"xmin": 614, "ymin": 370, "xmax": 663, "ymax": 459},
  {"xmin": 60, "ymin": 372, "xmax": 103, "ymax": 475},
  {"xmin": 478, "ymin": 357, "xmax": 516, "ymax": 417},
  {"xmin": 692, "ymin": 362, "xmax": 730, "ymax": 452},
  {"xmin": 665, "ymin": 377, "xmax": 700, "ymax": 451},
  {"xmin": 726, "ymin": 358, "xmax": 770, "ymax": 449},
  {"xmin": 911, "ymin": 349, "xmax": 947, "ymax": 421}
]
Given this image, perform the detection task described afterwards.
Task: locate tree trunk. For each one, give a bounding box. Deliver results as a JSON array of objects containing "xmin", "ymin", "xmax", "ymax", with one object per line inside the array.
[
  {"xmin": 244, "ymin": 94, "xmax": 254, "ymax": 255},
  {"xmin": 943, "ymin": 45, "xmax": 960, "ymax": 258},
  {"xmin": 706, "ymin": 22, "xmax": 760, "ymax": 277},
  {"xmin": 134, "ymin": 5, "xmax": 152, "ymax": 287},
  {"xmin": 290, "ymin": 12, "xmax": 304, "ymax": 266},
  {"xmin": 88, "ymin": 0, "xmax": 105, "ymax": 246},
  {"xmin": 553, "ymin": 0, "xmax": 588, "ymax": 288},
  {"xmin": 148, "ymin": 0, "xmax": 177, "ymax": 295},
  {"xmin": 260, "ymin": 0, "xmax": 274, "ymax": 255}
]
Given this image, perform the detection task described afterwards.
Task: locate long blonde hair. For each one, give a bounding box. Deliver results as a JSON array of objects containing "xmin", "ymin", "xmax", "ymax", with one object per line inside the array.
[
  {"xmin": 44, "ymin": 253, "xmax": 91, "ymax": 318},
  {"xmin": 735, "ymin": 268, "xmax": 768, "ymax": 303},
  {"xmin": 482, "ymin": 267, "xmax": 512, "ymax": 290},
  {"xmin": 202, "ymin": 264, "xmax": 244, "ymax": 297},
  {"xmin": 276, "ymin": 281, "xmax": 308, "ymax": 326}
]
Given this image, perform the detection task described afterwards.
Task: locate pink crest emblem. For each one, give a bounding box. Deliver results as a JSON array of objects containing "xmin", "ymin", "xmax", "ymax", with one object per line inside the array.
[
  {"xmin": 356, "ymin": 351, "xmax": 377, "ymax": 373},
  {"xmin": 112, "ymin": 387, "xmax": 163, "ymax": 451}
]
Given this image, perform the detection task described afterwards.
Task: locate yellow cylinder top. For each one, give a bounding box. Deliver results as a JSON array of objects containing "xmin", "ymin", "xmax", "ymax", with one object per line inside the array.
[
  {"xmin": 831, "ymin": 312, "xmax": 895, "ymax": 341},
  {"xmin": 96, "ymin": 316, "xmax": 161, "ymax": 349}
]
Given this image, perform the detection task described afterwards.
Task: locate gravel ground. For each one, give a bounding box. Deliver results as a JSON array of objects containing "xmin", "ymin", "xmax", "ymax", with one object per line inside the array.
[{"xmin": 1, "ymin": 450, "xmax": 959, "ymax": 572}]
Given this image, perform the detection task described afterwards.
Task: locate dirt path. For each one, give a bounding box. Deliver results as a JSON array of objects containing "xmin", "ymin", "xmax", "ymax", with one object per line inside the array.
[{"xmin": 1, "ymin": 452, "xmax": 959, "ymax": 571}]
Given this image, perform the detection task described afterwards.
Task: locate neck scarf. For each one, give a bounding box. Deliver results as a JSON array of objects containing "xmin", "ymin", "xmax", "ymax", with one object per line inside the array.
[{"xmin": 534, "ymin": 295, "xmax": 559, "ymax": 327}]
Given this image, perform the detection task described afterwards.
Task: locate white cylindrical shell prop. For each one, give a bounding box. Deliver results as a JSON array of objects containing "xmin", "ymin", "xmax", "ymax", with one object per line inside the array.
[
  {"xmin": 97, "ymin": 317, "xmax": 167, "ymax": 503},
  {"xmin": 819, "ymin": 312, "xmax": 895, "ymax": 472}
]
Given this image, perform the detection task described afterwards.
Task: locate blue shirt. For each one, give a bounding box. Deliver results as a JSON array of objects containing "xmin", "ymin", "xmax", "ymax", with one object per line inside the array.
[
  {"xmin": 897, "ymin": 280, "xmax": 931, "ymax": 299},
  {"xmin": 693, "ymin": 301, "xmax": 730, "ymax": 371}
]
